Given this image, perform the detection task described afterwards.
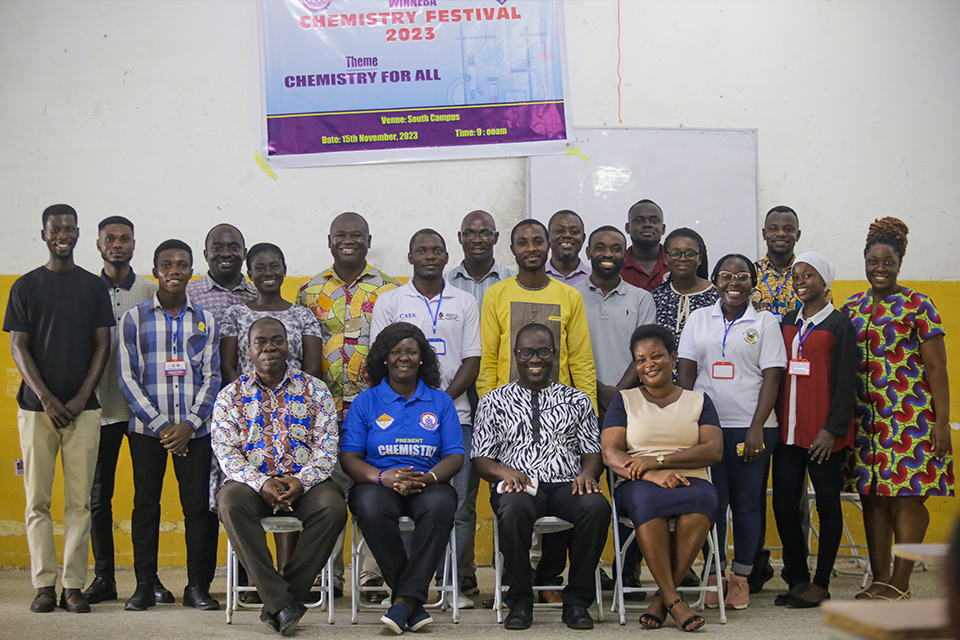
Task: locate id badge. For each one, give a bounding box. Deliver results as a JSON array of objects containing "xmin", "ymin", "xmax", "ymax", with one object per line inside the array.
[
  {"xmin": 427, "ymin": 338, "xmax": 446, "ymax": 355},
  {"xmin": 712, "ymin": 362, "xmax": 735, "ymax": 379},
  {"xmin": 164, "ymin": 359, "xmax": 187, "ymax": 376},
  {"xmin": 788, "ymin": 358, "xmax": 811, "ymax": 376},
  {"xmin": 771, "ymin": 311, "xmax": 783, "ymax": 323}
]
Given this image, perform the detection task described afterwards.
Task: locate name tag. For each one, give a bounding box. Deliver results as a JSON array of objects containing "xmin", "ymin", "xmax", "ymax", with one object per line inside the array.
[
  {"xmin": 788, "ymin": 359, "xmax": 811, "ymax": 376},
  {"xmin": 712, "ymin": 362, "xmax": 735, "ymax": 379},
  {"xmin": 770, "ymin": 311, "xmax": 783, "ymax": 323},
  {"xmin": 427, "ymin": 338, "xmax": 446, "ymax": 355},
  {"xmin": 164, "ymin": 359, "xmax": 187, "ymax": 376}
]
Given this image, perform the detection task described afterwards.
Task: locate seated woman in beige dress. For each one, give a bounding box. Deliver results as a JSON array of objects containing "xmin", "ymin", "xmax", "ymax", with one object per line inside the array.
[{"xmin": 601, "ymin": 324, "xmax": 723, "ymax": 632}]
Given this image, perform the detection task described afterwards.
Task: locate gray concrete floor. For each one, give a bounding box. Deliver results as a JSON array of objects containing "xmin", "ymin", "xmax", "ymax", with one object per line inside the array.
[{"xmin": 0, "ymin": 560, "xmax": 946, "ymax": 639}]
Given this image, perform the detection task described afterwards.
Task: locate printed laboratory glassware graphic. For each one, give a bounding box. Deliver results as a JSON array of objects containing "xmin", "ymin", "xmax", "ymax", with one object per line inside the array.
[{"xmin": 446, "ymin": 20, "xmax": 557, "ymax": 106}]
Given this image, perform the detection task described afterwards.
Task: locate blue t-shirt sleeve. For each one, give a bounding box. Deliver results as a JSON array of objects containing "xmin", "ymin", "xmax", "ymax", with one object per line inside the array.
[
  {"xmin": 438, "ymin": 392, "xmax": 465, "ymax": 458},
  {"xmin": 601, "ymin": 391, "xmax": 628, "ymax": 430},
  {"xmin": 340, "ymin": 393, "xmax": 368, "ymax": 455},
  {"xmin": 698, "ymin": 393, "xmax": 721, "ymax": 428}
]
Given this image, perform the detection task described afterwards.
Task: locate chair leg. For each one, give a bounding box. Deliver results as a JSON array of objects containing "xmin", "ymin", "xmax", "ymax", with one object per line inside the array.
[
  {"xmin": 351, "ymin": 519, "xmax": 360, "ymax": 624},
  {"xmin": 594, "ymin": 563, "xmax": 604, "ymax": 622},
  {"xmin": 493, "ymin": 514, "xmax": 504, "ymax": 624},
  {"xmin": 226, "ymin": 539, "xmax": 234, "ymax": 624},
  {"xmin": 450, "ymin": 527, "xmax": 460, "ymax": 623}
]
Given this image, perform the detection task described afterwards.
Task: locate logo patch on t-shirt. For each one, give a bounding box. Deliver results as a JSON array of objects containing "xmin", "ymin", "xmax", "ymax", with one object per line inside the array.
[
  {"xmin": 376, "ymin": 413, "xmax": 394, "ymax": 430},
  {"xmin": 419, "ymin": 412, "xmax": 439, "ymax": 431},
  {"xmin": 743, "ymin": 328, "xmax": 759, "ymax": 344}
]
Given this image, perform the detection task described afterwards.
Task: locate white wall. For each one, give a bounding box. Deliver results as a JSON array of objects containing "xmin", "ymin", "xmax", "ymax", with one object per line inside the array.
[{"xmin": 1, "ymin": 0, "xmax": 958, "ymax": 281}]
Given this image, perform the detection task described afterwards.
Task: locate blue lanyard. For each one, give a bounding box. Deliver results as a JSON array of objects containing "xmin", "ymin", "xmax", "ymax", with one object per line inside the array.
[
  {"xmin": 797, "ymin": 322, "xmax": 816, "ymax": 358},
  {"xmin": 163, "ymin": 306, "xmax": 186, "ymax": 355},
  {"xmin": 422, "ymin": 292, "xmax": 443, "ymax": 335},
  {"xmin": 721, "ymin": 307, "xmax": 747, "ymax": 358},
  {"xmin": 762, "ymin": 270, "xmax": 789, "ymax": 310}
]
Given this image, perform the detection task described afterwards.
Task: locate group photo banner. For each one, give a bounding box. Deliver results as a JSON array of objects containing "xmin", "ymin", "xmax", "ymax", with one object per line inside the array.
[{"xmin": 258, "ymin": 0, "xmax": 572, "ymax": 167}]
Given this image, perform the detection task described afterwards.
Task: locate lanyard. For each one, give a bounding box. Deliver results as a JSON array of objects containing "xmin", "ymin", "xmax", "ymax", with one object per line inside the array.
[
  {"xmin": 762, "ymin": 270, "xmax": 789, "ymax": 310},
  {"xmin": 721, "ymin": 307, "xmax": 746, "ymax": 358},
  {"xmin": 797, "ymin": 321, "xmax": 816, "ymax": 358},
  {"xmin": 163, "ymin": 306, "xmax": 186, "ymax": 354},
  {"xmin": 422, "ymin": 292, "xmax": 443, "ymax": 335}
]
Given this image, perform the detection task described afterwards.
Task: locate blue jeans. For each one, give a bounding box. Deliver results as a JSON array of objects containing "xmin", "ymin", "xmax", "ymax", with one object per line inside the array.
[{"xmin": 710, "ymin": 427, "xmax": 778, "ymax": 575}]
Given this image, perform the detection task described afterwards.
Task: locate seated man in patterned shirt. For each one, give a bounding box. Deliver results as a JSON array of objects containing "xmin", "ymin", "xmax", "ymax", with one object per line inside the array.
[
  {"xmin": 472, "ymin": 323, "xmax": 611, "ymax": 631},
  {"xmin": 214, "ymin": 317, "xmax": 346, "ymax": 636}
]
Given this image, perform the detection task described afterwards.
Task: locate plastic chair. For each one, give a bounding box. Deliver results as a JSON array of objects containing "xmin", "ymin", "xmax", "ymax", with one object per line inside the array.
[
  {"xmin": 492, "ymin": 514, "xmax": 604, "ymax": 623},
  {"xmin": 350, "ymin": 515, "xmax": 459, "ymax": 624},
  {"xmin": 609, "ymin": 468, "xmax": 726, "ymax": 625},
  {"xmin": 225, "ymin": 515, "xmax": 335, "ymax": 624}
]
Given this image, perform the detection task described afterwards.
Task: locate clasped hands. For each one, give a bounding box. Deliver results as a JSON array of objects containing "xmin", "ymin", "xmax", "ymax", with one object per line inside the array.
[
  {"xmin": 158, "ymin": 421, "xmax": 193, "ymax": 457},
  {"xmin": 381, "ymin": 466, "xmax": 430, "ymax": 496},
  {"xmin": 260, "ymin": 476, "xmax": 304, "ymax": 512},
  {"xmin": 621, "ymin": 456, "xmax": 690, "ymax": 489}
]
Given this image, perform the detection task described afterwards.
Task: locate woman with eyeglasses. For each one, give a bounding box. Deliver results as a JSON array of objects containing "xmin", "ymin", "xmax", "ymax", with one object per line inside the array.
[
  {"xmin": 652, "ymin": 228, "xmax": 718, "ymax": 349},
  {"xmin": 842, "ymin": 218, "xmax": 952, "ymax": 602},
  {"xmin": 340, "ymin": 322, "xmax": 464, "ymax": 634},
  {"xmin": 677, "ymin": 254, "xmax": 787, "ymax": 610}
]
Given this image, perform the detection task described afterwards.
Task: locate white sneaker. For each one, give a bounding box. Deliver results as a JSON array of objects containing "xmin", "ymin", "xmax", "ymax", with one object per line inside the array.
[{"xmin": 455, "ymin": 592, "xmax": 475, "ymax": 609}]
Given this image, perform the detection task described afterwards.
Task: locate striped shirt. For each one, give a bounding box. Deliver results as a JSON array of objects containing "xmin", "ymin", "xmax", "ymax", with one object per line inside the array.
[
  {"xmin": 97, "ymin": 270, "xmax": 158, "ymax": 425},
  {"xmin": 119, "ymin": 294, "xmax": 221, "ymax": 437},
  {"xmin": 445, "ymin": 260, "xmax": 516, "ymax": 309},
  {"xmin": 185, "ymin": 274, "xmax": 257, "ymax": 323}
]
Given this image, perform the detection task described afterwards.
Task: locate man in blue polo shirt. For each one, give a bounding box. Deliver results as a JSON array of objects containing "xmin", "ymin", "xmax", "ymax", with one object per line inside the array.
[{"xmin": 372, "ymin": 228, "xmax": 481, "ymax": 607}]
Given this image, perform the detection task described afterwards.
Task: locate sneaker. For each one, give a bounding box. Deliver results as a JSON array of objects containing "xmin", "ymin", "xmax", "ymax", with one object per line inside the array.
[
  {"xmin": 724, "ymin": 573, "xmax": 749, "ymax": 610},
  {"xmin": 704, "ymin": 574, "xmax": 726, "ymax": 609},
  {"xmin": 460, "ymin": 575, "xmax": 480, "ymax": 596},
  {"xmin": 407, "ymin": 603, "xmax": 433, "ymax": 631},
  {"xmin": 455, "ymin": 591, "xmax": 475, "ymax": 609},
  {"xmin": 381, "ymin": 602, "xmax": 411, "ymax": 635}
]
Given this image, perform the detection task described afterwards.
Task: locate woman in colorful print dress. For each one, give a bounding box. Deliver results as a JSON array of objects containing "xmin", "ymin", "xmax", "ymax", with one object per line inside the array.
[
  {"xmin": 652, "ymin": 228, "xmax": 718, "ymax": 349},
  {"xmin": 843, "ymin": 217, "xmax": 953, "ymax": 601}
]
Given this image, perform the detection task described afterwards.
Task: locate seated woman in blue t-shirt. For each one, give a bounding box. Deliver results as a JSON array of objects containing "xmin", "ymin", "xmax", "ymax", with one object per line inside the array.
[{"xmin": 341, "ymin": 322, "xmax": 465, "ymax": 635}]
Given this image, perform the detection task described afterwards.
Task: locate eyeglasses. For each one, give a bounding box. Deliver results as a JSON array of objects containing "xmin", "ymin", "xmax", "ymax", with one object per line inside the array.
[
  {"xmin": 462, "ymin": 230, "xmax": 494, "ymax": 240},
  {"xmin": 514, "ymin": 347, "xmax": 555, "ymax": 361},
  {"xmin": 717, "ymin": 271, "xmax": 752, "ymax": 284},
  {"xmin": 666, "ymin": 249, "xmax": 699, "ymax": 260}
]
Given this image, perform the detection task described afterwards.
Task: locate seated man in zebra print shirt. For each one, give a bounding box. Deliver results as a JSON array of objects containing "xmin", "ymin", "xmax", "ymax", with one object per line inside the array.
[{"xmin": 472, "ymin": 323, "xmax": 611, "ymax": 631}]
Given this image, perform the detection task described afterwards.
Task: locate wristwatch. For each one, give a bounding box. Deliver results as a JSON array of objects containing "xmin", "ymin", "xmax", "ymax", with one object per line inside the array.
[{"xmin": 656, "ymin": 455, "xmax": 665, "ymax": 470}]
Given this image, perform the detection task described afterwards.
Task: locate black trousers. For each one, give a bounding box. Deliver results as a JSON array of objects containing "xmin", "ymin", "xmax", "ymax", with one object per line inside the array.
[
  {"xmin": 89, "ymin": 421, "xmax": 128, "ymax": 580},
  {"xmin": 772, "ymin": 442, "xmax": 845, "ymax": 590},
  {"xmin": 349, "ymin": 482, "xmax": 457, "ymax": 603},
  {"xmin": 491, "ymin": 481, "xmax": 610, "ymax": 608},
  {"xmin": 219, "ymin": 479, "xmax": 346, "ymax": 615},
  {"xmin": 129, "ymin": 432, "xmax": 219, "ymax": 586}
]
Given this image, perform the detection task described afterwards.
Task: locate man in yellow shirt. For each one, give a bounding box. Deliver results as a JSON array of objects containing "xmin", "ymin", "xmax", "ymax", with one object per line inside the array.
[{"xmin": 477, "ymin": 219, "xmax": 597, "ymax": 411}]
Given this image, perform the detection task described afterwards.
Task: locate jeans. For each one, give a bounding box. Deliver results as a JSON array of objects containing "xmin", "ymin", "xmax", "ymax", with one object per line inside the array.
[
  {"xmin": 710, "ymin": 427, "xmax": 778, "ymax": 575},
  {"xmin": 435, "ymin": 424, "xmax": 475, "ymax": 582},
  {"xmin": 89, "ymin": 421, "xmax": 128, "ymax": 581}
]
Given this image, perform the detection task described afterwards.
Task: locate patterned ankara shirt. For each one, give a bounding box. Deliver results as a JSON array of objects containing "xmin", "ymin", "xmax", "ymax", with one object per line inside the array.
[
  {"xmin": 296, "ymin": 263, "xmax": 400, "ymax": 421},
  {"xmin": 751, "ymin": 256, "xmax": 833, "ymax": 321},
  {"xmin": 212, "ymin": 368, "xmax": 339, "ymax": 492},
  {"xmin": 185, "ymin": 274, "xmax": 258, "ymax": 323},
  {"xmin": 97, "ymin": 270, "xmax": 157, "ymax": 425},
  {"xmin": 472, "ymin": 381, "xmax": 601, "ymax": 483}
]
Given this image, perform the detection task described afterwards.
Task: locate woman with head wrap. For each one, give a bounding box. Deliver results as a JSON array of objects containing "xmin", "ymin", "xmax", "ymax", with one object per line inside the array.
[
  {"xmin": 771, "ymin": 252, "xmax": 858, "ymax": 608},
  {"xmin": 842, "ymin": 217, "xmax": 952, "ymax": 602}
]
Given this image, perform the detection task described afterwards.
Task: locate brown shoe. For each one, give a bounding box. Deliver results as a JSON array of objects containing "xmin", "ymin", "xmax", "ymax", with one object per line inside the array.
[
  {"xmin": 361, "ymin": 578, "xmax": 388, "ymax": 605},
  {"xmin": 539, "ymin": 588, "xmax": 563, "ymax": 604},
  {"xmin": 60, "ymin": 588, "xmax": 92, "ymax": 613},
  {"xmin": 30, "ymin": 586, "xmax": 57, "ymax": 613}
]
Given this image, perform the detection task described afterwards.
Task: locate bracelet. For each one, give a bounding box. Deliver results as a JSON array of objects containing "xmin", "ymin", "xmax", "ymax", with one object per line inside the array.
[
  {"xmin": 378, "ymin": 469, "xmax": 386, "ymax": 486},
  {"xmin": 429, "ymin": 471, "xmax": 439, "ymax": 485}
]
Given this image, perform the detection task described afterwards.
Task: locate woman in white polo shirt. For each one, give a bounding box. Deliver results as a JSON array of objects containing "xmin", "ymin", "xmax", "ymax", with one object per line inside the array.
[{"xmin": 677, "ymin": 254, "xmax": 787, "ymax": 611}]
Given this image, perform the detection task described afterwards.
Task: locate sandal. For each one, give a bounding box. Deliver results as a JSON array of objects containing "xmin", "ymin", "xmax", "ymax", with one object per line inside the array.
[
  {"xmin": 666, "ymin": 597, "xmax": 705, "ymax": 633},
  {"xmin": 639, "ymin": 591, "xmax": 664, "ymax": 629},
  {"xmin": 869, "ymin": 581, "xmax": 912, "ymax": 601}
]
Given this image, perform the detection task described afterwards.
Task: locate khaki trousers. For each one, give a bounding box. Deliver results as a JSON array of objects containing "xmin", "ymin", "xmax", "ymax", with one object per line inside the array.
[{"xmin": 18, "ymin": 409, "xmax": 101, "ymax": 589}]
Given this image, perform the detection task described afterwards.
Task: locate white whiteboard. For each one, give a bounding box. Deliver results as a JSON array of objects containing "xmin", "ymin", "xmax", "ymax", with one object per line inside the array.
[{"xmin": 528, "ymin": 127, "xmax": 759, "ymax": 268}]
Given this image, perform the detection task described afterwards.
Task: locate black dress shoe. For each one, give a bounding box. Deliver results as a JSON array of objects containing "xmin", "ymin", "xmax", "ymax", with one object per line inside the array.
[
  {"xmin": 83, "ymin": 577, "xmax": 118, "ymax": 604},
  {"xmin": 60, "ymin": 588, "xmax": 91, "ymax": 613},
  {"xmin": 599, "ymin": 568, "xmax": 616, "ymax": 591},
  {"xmin": 30, "ymin": 586, "xmax": 57, "ymax": 613},
  {"xmin": 562, "ymin": 604, "xmax": 595, "ymax": 630},
  {"xmin": 154, "ymin": 580, "xmax": 175, "ymax": 604},
  {"xmin": 125, "ymin": 582, "xmax": 156, "ymax": 611},
  {"xmin": 183, "ymin": 583, "xmax": 220, "ymax": 610},
  {"xmin": 504, "ymin": 602, "xmax": 533, "ymax": 630},
  {"xmin": 261, "ymin": 605, "xmax": 280, "ymax": 632},
  {"xmin": 275, "ymin": 601, "xmax": 307, "ymax": 636}
]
